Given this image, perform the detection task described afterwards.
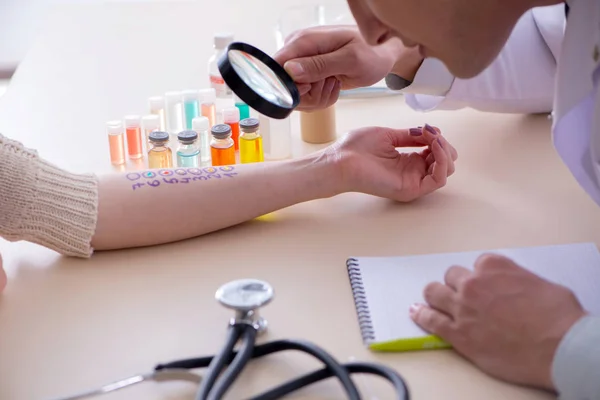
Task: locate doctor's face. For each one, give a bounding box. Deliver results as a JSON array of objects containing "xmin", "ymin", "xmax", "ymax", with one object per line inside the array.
[{"xmin": 347, "ymin": 0, "xmax": 528, "ymax": 78}]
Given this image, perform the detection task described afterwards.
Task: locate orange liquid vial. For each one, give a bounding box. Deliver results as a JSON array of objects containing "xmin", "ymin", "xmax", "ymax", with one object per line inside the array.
[
  {"xmin": 124, "ymin": 115, "xmax": 143, "ymax": 159},
  {"xmin": 211, "ymin": 145, "xmax": 235, "ymax": 166},
  {"xmin": 201, "ymin": 103, "xmax": 216, "ymax": 128},
  {"xmin": 107, "ymin": 120, "xmax": 125, "ymax": 165},
  {"xmin": 210, "ymin": 123, "xmax": 236, "ymax": 166}
]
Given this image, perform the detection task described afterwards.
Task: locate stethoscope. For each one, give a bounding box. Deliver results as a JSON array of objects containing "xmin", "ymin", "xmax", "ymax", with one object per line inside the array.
[{"xmin": 53, "ymin": 279, "xmax": 410, "ymax": 400}]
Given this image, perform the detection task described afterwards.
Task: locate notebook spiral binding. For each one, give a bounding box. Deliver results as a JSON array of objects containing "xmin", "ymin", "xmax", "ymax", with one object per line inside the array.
[{"xmin": 346, "ymin": 258, "xmax": 376, "ymax": 344}]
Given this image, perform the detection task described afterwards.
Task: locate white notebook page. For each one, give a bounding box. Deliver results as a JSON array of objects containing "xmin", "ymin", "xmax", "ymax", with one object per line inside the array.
[{"xmin": 351, "ymin": 243, "xmax": 600, "ymax": 344}]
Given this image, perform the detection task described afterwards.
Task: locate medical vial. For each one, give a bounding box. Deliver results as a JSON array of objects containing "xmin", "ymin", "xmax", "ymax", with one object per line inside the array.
[
  {"xmin": 182, "ymin": 89, "xmax": 200, "ymax": 130},
  {"xmin": 107, "ymin": 120, "xmax": 126, "ymax": 165},
  {"xmin": 148, "ymin": 131, "xmax": 173, "ymax": 169},
  {"xmin": 259, "ymin": 114, "xmax": 292, "ymax": 160},
  {"xmin": 208, "ymin": 33, "xmax": 234, "ymax": 99},
  {"xmin": 165, "ymin": 91, "xmax": 184, "ymax": 137},
  {"xmin": 176, "ymin": 130, "xmax": 201, "ymax": 168},
  {"xmin": 141, "ymin": 114, "xmax": 161, "ymax": 148},
  {"xmin": 300, "ymin": 105, "xmax": 337, "ymax": 144},
  {"xmin": 223, "ymin": 107, "xmax": 241, "ymax": 150},
  {"xmin": 148, "ymin": 96, "xmax": 166, "ymax": 131},
  {"xmin": 234, "ymin": 94, "xmax": 250, "ymax": 120},
  {"xmin": 124, "ymin": 115, "xmax": 143, "ymax": 159},
  {"xmin": 192, "ymin": 116, "xmax": 211, "ymax": 163},
  {"xmin": 210, "ymin": 124, "xmax": 235, "ymax": 166},
  {"xmin": 199, "ymin": 88, "xmax": 217, "ymax": 128},
  {"xmin": 239, "ymin": 118, "xmax": 264, "ymax": 164}
]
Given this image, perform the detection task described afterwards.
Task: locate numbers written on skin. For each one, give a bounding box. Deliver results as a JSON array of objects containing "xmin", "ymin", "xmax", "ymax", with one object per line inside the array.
[{"xmin": 126, "ymin": 166, "xmax": 237, "ymax": 191}]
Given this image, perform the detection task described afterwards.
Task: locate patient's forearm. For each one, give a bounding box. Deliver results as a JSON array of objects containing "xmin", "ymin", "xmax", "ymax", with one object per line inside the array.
[{"xmin": 91, "ymin": 153, "xmax": 340, "ymax": 250}]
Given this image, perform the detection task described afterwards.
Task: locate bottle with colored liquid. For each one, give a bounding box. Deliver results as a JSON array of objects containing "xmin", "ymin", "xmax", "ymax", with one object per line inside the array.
[
  {"xmin": 239, "ymin": 118, "xmax": 264, "ymax": 164},
  {"xmin": 124, "ymin": 115, "xmax": 143, "ymax": 160},
  {"xmin": 182, "ymin": 89, "xmax": 200, "ymax": 130},
  {"xmin": 223, "ymin": 107, "xmax": 240, "ymax": 150},
  {"xmin": 148, "ymin": 131, "xmax": 173, "ymax": 169},
  {"xmin": 176, "ymin": 130, "xmax": 200, "ymax": 168},
  {"xmin": 192, "ymin": 116, "xmax": 211, "ymax": 163},
  {"xmin": 210, "ymin": 124, "xmax": 235, "ymax": 166},
  {"xmin": 199, "ymin": 88, "xmax": 217, "ymax": 128},
  {"xmin": 234, "ymin": 94, "xmax": 250, "ymax": 120},
  {"xmin": 107, "ymin": 120, "xmax": 125, "ymax": 165}
]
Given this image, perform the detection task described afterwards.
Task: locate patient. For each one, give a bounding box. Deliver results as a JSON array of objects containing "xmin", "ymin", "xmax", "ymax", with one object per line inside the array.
[{"xmin": 0, "ymin": 124, "xmax": 456, "ymax": 291}]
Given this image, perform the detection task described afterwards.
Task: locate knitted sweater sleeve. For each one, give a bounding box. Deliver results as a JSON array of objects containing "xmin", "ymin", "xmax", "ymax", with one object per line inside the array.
[{"xmin": 0, "ymin": 133, "xmax": 98, "ymax": 257}]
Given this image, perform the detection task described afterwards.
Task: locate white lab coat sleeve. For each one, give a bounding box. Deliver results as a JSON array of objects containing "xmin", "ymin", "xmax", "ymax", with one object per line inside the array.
[
  {"xmin": 399, "ymin": 6, "xmax": 564, "ymax": 114},
  {"xmin": 552, "ymin": 316, "xmax": 600, "ymax": 399}
]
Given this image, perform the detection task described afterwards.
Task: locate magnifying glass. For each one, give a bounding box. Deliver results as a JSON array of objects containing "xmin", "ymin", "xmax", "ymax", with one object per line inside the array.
[{"xmin": 218, "ymin": 42, "xmax": 300, "ymax": 119}]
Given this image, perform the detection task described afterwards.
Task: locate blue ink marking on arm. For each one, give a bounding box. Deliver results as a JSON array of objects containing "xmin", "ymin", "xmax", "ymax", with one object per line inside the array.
[
  {"xmin": 163, "ymin": 177, "xmax": 179, "ymax": 184},
  {"xmin": 127, "ymin": 173, "xmax": 141, "ymax": 181},
  {"xmin": 180, "ymin": 177, "xmax": 191, "ymax": 184},
  {"xmin": 188, "ymin": 168, "xmax": 203, "ymax": 175},
  {"xmin": 143, "ymin": 171, "xmax": 157, "ymax": 179},
  {"xmin": 224, "ymin": 173, "xmax": 238, "ymax": 178},
  {"xmin": 132, "ymin": 182, "xmax": 145, "ymax": 190}
]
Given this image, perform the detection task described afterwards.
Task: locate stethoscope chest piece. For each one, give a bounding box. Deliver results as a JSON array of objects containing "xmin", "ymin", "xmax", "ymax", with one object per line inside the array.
[{"xmin": 215, "ymin": 279, "xmax": 273, "ymax": 335}]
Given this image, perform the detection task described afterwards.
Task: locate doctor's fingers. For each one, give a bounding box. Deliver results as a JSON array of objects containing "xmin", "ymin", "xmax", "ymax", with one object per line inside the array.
[{"xmin": 299, "ymin": 78, "xmax": 340, "ymax": 110}]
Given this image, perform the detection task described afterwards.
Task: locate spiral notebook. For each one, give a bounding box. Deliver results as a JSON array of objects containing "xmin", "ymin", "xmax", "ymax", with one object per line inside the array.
[{"xmin": 346, "ymin": 242, "xmax": 600, "ymax": 352}]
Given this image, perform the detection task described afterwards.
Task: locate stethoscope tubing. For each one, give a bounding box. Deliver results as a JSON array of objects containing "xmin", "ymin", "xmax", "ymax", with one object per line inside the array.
[
  {"xmin": 206, "ymin": 325, "xmax": 257, "ymax": 400},
  {"xmin": 181, "ymin": 323, "xmax": 407, "ymax": 400}
]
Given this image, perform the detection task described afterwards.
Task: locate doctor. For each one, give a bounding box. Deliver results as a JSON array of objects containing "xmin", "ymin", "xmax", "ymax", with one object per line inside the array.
[{"xmin": 276, "ymin": 0, "xmax": 599, "ymax": 398}]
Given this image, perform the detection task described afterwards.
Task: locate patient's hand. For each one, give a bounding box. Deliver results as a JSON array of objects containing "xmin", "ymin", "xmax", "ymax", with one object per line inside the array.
[
  {"xmin": 330, "ymin": 124, "xmax": 457, "ymax": 202},
  {"xmin": 0, "ymin": 252, "xmax": 6, "ymax": 293}
]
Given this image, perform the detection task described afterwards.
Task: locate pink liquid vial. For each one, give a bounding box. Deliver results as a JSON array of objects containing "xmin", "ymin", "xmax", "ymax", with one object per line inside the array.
[
  {"xmin": 199, "ymin": 88, "xmax": 217, "ymax": 128},
  {"xmin": 107, "ymin": 120, "xmax": 125, "ymax": 165},
  {"xmin": 124, "ymin": 115, "xmax": 143, "ymax": 159}
]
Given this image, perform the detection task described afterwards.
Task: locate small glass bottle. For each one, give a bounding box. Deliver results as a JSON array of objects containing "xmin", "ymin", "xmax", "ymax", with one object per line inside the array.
[
  {"xmin": 239, "ymin": 118, "xmax": 264, "ymax": 164},
  {"xmin": 234, "ymin": 94, "xmax": 250, "ymax": 120},
  {"xmin": 182, "ymin": 89, "xmax": 200, "ymax": 130},
  {"xmin": 148, "ymin": 131, "xmax": 173, "ymax": 169},
  {"xmin": 141, "ymin": 114, "xmax": 161, "ymax": 148},
  {"xmin": 176, "ymin": 130, "xmax": 201, "ymax": 168},
  {"xmin": 192, "ymin": 116, "xmax": 211, "ymax": 163},
  {"xmin": 223, "ymin": 107, "xmax": 241, "ymax": 150},
  {"xmin": 259, "ymin": 114, "xmax": 292, "ymax": 160},
  {"xmin": 148, "ymin": 96, "xmax": 166, "ymax": 131},
  {"xmin": 208, "ymin": 33, "xmax": 234, "ymax": 99},
  {"xmin": 124, "ymin": 115, "xmax": 143, "ymax": 159},
  {"xmin": 210, "ymin": 124, "xmax": 236, "ymax": 166},
  {"xmin": 107, "ymin": 120, "xmax": 125, "ymax": 165},
  {"xmin": 165, "ymin": 91, "xmax": 184, "ymax": 138},
  {"xmin": 199, "ymin": 88, "xmax": 217, "ymax": 128}
]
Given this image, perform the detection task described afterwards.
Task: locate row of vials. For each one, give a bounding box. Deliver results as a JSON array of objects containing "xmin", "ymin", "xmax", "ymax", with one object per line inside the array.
[{"xmin": 107, "ymin": 88, "xmax": 293, "ymax": 169}]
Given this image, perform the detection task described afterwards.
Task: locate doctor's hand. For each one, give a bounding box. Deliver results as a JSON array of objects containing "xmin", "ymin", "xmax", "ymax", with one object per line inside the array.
[
  {"xmin": 274, "ymin": 26, "xmax": 422, "ymax": 111},
  {"xmin": 411, "ymin": 254, "xmax": 587, "ymax": 390},
  {"xmin": 331, "ymin": 124, "xmax": 457, "ymax": 202}
]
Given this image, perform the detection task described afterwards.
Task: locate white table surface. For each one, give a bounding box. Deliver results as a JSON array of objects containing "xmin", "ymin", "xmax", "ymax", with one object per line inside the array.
[{"xmin": 1, "ymin": 2, "xmax": 599, "ymax": 400}]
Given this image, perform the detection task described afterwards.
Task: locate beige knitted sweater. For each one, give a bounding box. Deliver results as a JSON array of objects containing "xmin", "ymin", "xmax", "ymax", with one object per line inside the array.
[{"xmin": 0, "ymin": 133, "xmax": 98, "ymax": 257}]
